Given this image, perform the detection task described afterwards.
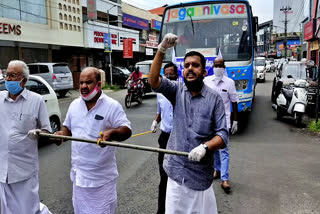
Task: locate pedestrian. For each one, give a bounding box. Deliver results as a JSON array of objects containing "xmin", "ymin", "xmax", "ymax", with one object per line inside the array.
[
  {"xmin": 204, "ymin": 57, "xmax": 239, "ymax": 193},
  {"xmin": 149, "ymin": 33, "xmax": 229, "ymax": 214},
  {"xmin": 150, "ymin": 62, "xmax": 179, "ymax": 214},
  {"xmin": 0, "ymin": 60, "xmax": 52, "ymax": 214},
  {"xmin": 54, "ymin": 67, "xmax": 132, "ymax": 214}
]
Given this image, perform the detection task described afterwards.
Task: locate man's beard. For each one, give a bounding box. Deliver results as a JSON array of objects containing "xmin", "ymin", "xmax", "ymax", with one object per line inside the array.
[{"xmin": 184, "ymin": 75, "xmax": 204, "ymax": 92}]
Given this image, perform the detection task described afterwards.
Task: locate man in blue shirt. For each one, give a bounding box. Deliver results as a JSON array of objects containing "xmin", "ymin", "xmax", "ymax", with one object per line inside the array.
[
  {"xmin": 150, "ymin": 62, "xmax": 178, "ymax": 214},
  {"xmin": 149, "ymin": 33, "xmax": 228, "ymax": 214}
]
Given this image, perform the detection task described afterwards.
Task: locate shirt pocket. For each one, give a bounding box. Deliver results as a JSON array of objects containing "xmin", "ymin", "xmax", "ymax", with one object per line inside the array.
[
  {"xmin": 87, "ymin": 119, "xmax": 105, "ymax": 139},
  {"xmin": 193, "ymin": 112, "xmax": 212, "ymax": 136},
  {"xmin": 14, "ymin": 113, "xmax": 37, "ymax": 134}
]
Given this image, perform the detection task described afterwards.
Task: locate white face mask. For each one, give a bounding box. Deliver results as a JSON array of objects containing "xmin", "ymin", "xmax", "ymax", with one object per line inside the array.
[
  {"xmin": 80, "ymin": 83, "xmax": 100, "ymax": 101},
  {"xmin": 214, "ymin": 68, "xmax": 225, "ymax": 78}
]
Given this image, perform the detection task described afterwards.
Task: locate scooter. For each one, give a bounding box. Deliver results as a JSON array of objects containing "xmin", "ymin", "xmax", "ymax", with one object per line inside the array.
[
  {"xmin": 272, "ymin": 79, "xmax": 308, "ymax": 127},
  {"xmin": 125, "ymin": 80, "xmax": 143, "ymax": 109}
]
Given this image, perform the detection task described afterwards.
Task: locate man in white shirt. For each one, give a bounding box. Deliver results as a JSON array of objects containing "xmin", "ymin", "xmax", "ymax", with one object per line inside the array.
[
  {"xmin": 55, "ymin": 67, "xmax": 132, "ymax": 214},
  {"xmin": 0, "ymin": 60, "xmax": 52, "ymax": 214},
  {"xmin": 150, "ymin": 62, "xmax": 178, "ymax": 214},
  {"xmin": 204, "ymin": 57, "xmax": 238, "ymax": 193}
]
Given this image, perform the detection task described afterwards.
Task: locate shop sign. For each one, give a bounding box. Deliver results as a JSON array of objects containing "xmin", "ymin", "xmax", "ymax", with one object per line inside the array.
[
  {"xmin": 146, "ymin": 41, "xmax": 158, "ymax": 48},
  {"xmin": 123, "ymin": 38, "xmax": 133, "ymax": 58},
  {"xmin": 151, "ymin": 19, "xmax": 161, "ymax": 31},
  {"xmin": 310, "ymin": 40, "xmax": 319, "ymax": 51},
  {"xmin": 104, "ymin": 33, "xmax": 112, "ymax": 53},
  {"xmin": 87, "ymin": 0, "xmax": 97, "ymax": 20},
  {"xmin": 304, "ymin": 20, "xmax": 314, "ymax": 41},
  {"xmin": 146, "ymin": 48, "xmax": 153, "ymax": 56},
  {"xmin": 94, "ymin": 31, "xmax": 117, "ymax": 44},
  {"xmin": 149, "ymin": 34, "xmax": 157, "ymax": 42},
  {"xmin": 0, "ymin": 23, "xmax": 21, "ymax": 35},
  {"xmin": 123, "ymin": 13, "xmax": 149, "ymax": 30}
]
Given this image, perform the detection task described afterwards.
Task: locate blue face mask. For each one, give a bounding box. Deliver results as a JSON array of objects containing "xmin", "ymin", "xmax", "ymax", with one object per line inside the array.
[{"xmin": 5, "ymin": 80, "xmax": 24, "ymax": 95}]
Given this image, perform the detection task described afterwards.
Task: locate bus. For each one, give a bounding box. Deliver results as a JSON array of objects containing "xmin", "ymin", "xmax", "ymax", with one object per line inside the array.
[{"xmin": 160, "ymin": 0, "xmax": 258, "ymax": 115}]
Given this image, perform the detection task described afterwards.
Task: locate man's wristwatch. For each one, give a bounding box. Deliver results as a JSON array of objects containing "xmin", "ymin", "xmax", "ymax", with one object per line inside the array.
[{"xmin": 202, "ymin": 144, "xmax": 209, "ymax": 151}]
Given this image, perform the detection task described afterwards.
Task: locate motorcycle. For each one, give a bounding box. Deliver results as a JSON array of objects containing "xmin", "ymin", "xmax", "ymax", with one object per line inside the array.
[
  {"xmin": 125, "ymin": 80, "xmax": 143, "ymax": 108},
  {"xmin": 272, "ymin": 79, "xmax": 308, "ymax": 127}
]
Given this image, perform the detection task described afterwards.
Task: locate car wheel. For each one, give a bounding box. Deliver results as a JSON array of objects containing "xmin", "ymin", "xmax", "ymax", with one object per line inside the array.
[
  {"xmin": 276, "ymin": 109, "xmax": 282, "ymax": 120},
  {"xmin": 125, "ymin": 94, "xmax": 132, "ymax": 108},
  {"xmin": 58, "ymin": 90, "xmax": 68, "ymax": 98},
  {"xmin": 294, "ymin": 112, "xmax": 303, "ymax": 127},
  {"xmin": 50, "ymin": 117, "xmax": 60, "ymax": 133}
]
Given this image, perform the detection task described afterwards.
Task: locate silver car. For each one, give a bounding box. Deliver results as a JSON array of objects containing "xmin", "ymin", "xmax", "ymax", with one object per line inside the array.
[{"xmin": 27, "ymin": 63, "xmax": 73, "ymax": 97}]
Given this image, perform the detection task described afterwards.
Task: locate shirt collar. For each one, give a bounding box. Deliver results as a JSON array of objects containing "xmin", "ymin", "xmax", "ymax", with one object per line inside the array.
[
  {"xmin": 212, "ymin": 75, "xmax": 226, "ymax": 83},
  {"xmin": 183, "ymin": 82, "xmax": 207, "ymax": 98},
  {"xmin": 4, "ymin": 88, "xmax": 28, "ymax": 102}
]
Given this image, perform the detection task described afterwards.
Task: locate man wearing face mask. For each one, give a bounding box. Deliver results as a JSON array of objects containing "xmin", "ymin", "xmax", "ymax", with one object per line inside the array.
[
  {"xmin": 0, "ymin": 60, "xmax": 52, "ymax": 214},
  {"xmin": 150, "ymin": 62, "xmax": 178, "ymax": 214},
  {"xmin": 149, "ymin": 33, "xmax": 228, "ymax": 214},
  {"xmin": 204, "ymin": 57, "xmax": 238, "ymax": 193},
  {"xmin": 54, "ymin": 67, "xmax": 132, "ymax": 214}
]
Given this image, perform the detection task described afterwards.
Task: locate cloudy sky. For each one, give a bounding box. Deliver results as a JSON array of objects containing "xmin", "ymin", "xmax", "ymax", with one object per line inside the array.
[{"xmin": 122, "ymin": 0, "xmax": 274, "ymax": 24}]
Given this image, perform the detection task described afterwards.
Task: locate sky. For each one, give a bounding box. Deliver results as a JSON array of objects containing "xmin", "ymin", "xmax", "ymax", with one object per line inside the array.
[{"xmin": 122, "ymin": 0, "xmax": 274, "ymax": 24}]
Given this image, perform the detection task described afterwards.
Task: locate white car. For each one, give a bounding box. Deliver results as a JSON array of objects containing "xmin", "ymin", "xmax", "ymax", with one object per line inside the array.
[
  {"xmin": 0, "ymin": 75, "xmax": 61, "ymax": 133},
  {"xmin": 255, "ymin": 57, "xmax": 266, "ymax": 83}
]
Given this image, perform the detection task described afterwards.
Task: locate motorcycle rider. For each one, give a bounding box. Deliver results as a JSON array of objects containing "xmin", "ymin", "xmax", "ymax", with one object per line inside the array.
[{"xmin": 126, "ymin": 67, "xmax": 144, "ymax": 95}]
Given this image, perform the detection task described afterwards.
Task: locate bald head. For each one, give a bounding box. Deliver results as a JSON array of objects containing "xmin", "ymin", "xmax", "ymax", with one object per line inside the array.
[
  {"xmin": 81, "ymin": 67, "xmax": 101, "ymax": 82},
  {"xmin": 214, "ymin": 57, "xmax": 225, "ymax": 68}
]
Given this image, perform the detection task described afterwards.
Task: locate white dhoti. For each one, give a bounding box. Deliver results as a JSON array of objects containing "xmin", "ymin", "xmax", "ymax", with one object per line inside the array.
[
  {"xmin": 165, "ymin": 178, "xmax": 217, "ymax": 214},
  {"xmin": 0, "ymin": 175, "xmax": 51, "ymax": 214},
  {"xmin": 72, "ymin": 179, "xmax": 117, "ymax": 214}
]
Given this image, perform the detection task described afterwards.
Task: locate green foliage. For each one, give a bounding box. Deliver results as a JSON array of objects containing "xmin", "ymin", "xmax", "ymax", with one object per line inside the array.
[
  {"xmin": 102, "ymin": 84, "xmax": 121, "ymax": 91},
  {"xmin": 308, "ymin": 120, "xmax": 320, "ymax": 132}
]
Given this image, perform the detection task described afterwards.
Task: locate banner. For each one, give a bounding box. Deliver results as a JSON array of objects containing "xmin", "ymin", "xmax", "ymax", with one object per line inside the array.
[
  {"xmin": 151, "ymin": 19, "xmax": 161, "ymax": 31},
  {"xmin": 123, "ymin": 38, "xmax": 133, "ymax": 58},
  {"xmin": 146, "ymin": 48, "xmax": 153, "ymax": 56},
  {"xmin": 104, "ymin": 33, "xmax": 112, "ymax": 53},
  {"xmin": 87, "ymin": 0, "xmax": 97, "ymax": 20},
  {"xmin": 123, "ymin": 13, "xmax": 149, "ymax": 30}
]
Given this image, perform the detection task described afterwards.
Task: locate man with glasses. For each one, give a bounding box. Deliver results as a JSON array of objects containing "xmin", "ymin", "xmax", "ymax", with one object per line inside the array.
[
  {"xmin": 0, "ymin": 60, "xmax": 52, "ymax": 213},
  {"xmin": 204, "ymin": 57, "xmax": 238, "ymax": 193}
]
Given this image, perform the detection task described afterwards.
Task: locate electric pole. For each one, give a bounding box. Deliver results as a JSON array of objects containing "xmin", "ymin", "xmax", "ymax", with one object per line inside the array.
[{"xmin": 280, "ymin": 6, "xmax": 292, "ymax": 59}]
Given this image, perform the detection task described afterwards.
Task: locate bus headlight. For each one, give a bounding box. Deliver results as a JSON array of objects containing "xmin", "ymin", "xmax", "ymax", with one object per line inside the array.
[{"xmin": 235, "ymin": 79, "xmax": 249, "ymax": 90}]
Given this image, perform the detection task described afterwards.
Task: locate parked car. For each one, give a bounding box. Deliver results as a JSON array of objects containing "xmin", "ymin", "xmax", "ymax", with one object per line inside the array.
[
  {"xmin": 0, "ymin": 69, "xmax": 3, "ymax": 80},
  {"xmin": 255, "ymin": 57, "xmax": 266, "ymax": 82},
  {"xmin": 105, "ymin": 66, "xmax": 131, "ymax": 87},
  {"xmin": 27, "ymin": 63, "xmax": 73, "ymax": 97},
  {"xmin": 0, "ymin": 75, "xmax": 62, "ymax": 133}
]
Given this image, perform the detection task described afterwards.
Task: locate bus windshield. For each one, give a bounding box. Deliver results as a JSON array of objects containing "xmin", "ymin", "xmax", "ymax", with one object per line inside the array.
[{"xmin": 161, "ymin": 2, "xmax": 252, "ymax": 61}]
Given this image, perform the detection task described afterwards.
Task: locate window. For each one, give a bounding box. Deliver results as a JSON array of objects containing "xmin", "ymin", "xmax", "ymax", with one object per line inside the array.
[
  {"xmin": 60, "ymin": 22, "xmax": 63, "ymax": 29},
  {"xmin": 26, "ymin": 80, "xmax": 50, "ymax": 95},
  {"xmin": 69, "ymin": 24, "xmax": 72, "ymax": 30},
  {"xmin": 59, "ymin": 13, "xmax": 63, "ymax": 20},
  {"xmin": 72, "ymin": 0, "xmax": 75, "ymax": 4},
  {"xmin": 28, "ymin": 65, "xmax": 39, "ymax": 74},
  {"xmin": 76, "ymin": 0, "xmax": 80, "ymax": 5},
  {"xmin": 78, "ymin": 26, "xmax": 81, "ymax": 32},
  {"xmin": 63, "ymin": 4, "xmax": 67, "ymax": 11},
  {"xmin": 0, "ymin": 0, "xmax": 47, "ymax": 24},
  {"xmin": 69, "ymin": 15, "xmax": 72, "ymax": 21},
  {"xmin": 65, "ymin": 23, "xmax": 68, "ymax": 30},
  {"xmin": 73, "ymin": 25, "xmax": 77, "ymax": 31},
  {"xmin": 73, "ymin": 7, "xmax": 76, "ymax": 13},
  {"xmin": 64, "ymin": 14, "xmax": 67, "ymax": 20},
  {"xmin": 59, "ymin": 3, "xmax": 62, "ymax": 9},
  {"xmin": 77, "ymin": 8, "xmax": 80, "ymax": 14},
  {"xmin": 68, "ymin": 6, "xmax": 71, "ymax": 12},
  {"xmin": 77, "ymin": 17, "xmax": 80, "ymax": 23},
  {"xmin": 73, "ymin": 16, "xmax": 76, "ymax": 22},
  {"xmin": 39, "ymin": 65, "xmax": 49, "ymax": 73}
]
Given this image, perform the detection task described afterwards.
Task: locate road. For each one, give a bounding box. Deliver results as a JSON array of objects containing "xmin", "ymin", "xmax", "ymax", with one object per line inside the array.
[{"xmin": 38, "ymin": 73, "xmax": 320, "ymax": 214}]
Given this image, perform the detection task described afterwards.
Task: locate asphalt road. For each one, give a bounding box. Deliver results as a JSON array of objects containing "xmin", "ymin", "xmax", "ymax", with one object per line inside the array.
[{"xmin": 38, "ymin": 74, "xmax": 320, "ymax": 214}]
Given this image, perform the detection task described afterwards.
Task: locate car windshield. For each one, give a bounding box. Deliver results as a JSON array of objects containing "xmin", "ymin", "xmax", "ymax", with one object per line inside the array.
[
  {"xmin": 118, "ymin": 67, "xmax": 131, "ymax": 75},
  {"xmin": 282, "ymin": 64, "xmax": 307, "ymax": 79},
  {"xmin": 256, "ymin": 59, "xmax": 265, "ymax": 66},
  {"xmin": 53, "ymin": 64, "xmax": 71, "ymax": 74},
  {"xmin": 0, "ymin": 80, "xmax": 5, "ymax": 91},
  {"xmin": 137, "ymin": 64, "xmax": 150, "ymax": 74}
]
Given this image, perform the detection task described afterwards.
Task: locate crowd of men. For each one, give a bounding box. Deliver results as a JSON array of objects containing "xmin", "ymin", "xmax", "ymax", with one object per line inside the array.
[{"xmin": 0, "ymin": 33, "xmax": 238, "ymax": 214}]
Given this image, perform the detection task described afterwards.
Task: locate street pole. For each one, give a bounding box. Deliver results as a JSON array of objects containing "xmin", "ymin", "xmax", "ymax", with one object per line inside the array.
[
  {"xmin": 280, "ymin": 6, "xmax": 292, "ymax": 59},
  {"xmin": 107, "ymin": 5, "xmax": 116, "ymax": 86}
]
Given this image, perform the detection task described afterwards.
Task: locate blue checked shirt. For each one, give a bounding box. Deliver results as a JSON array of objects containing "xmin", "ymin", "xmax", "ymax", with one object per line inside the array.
[{"xmin": 154, "ymin": 77, "xmax": 228, "ymax": 191}]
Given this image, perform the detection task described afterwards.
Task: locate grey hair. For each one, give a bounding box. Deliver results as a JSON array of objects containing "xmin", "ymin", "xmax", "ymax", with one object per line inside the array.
[{"xmin": 8, "ymin": 60, "xmax": 29, "ymax": 79}]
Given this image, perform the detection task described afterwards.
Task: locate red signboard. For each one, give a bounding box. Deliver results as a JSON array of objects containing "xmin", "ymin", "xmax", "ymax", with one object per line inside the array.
[
  {"xmin": 304, "ymin": 20, "xmax": 314, "ymax": 41},
  {"xmin": 0, "ymin": 23, "xmax": 21, "ymax": 35},
  {"xmin": 123, "ymin": 38, "xmax": 133, "ymax": 58},
  {"xmin": 87, "ymin": 0, "xmax": 97, "ymax": 20}
]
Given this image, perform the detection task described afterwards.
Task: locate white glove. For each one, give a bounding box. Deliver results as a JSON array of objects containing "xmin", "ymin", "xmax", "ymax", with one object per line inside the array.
[
  {"xmin": 27, "ymin": 129, "xmax": 42, "ymax": 140},
  {"xmin": 151, "ymin": 120, "xmax": 158, "ymax": 133},
  {"xmin": 158, "ymin": 33, "xmax": 178, "ymax": 53},
  {"xmin": 231, "ymin": 121, "xmax": 238, "ymax": 134},
  {"xmin": 188, "ymin": 144, "xmax": 207, "ymax": 162}
]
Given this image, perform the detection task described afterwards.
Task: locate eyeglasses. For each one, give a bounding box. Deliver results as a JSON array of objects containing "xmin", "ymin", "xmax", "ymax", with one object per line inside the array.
[{"xmin": 5, "ymin": 73, "xmax": 21, "ymax": 79}]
